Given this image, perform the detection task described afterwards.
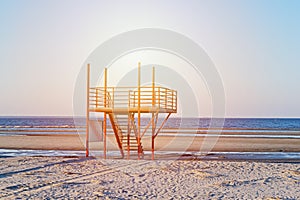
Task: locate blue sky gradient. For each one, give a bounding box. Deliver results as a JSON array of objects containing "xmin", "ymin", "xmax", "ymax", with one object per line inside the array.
[{"xmin": 0, "ymin": 0, "xmax": 299, "ymax": 117}]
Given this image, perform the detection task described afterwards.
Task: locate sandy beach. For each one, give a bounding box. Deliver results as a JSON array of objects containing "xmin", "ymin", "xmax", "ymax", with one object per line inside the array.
[
  {"xmin": 0, "ymin": 132, "xmax": 299, "ymax": 199},
  {"xmin": 0, "ymin": 156, "xmax": 299, "ymax": 199}
]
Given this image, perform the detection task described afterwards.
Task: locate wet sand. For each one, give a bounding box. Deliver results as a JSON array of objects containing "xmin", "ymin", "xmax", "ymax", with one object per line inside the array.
[{"xmin": 0, "ymin": 134, "xmax": 300, "ymax": 152}]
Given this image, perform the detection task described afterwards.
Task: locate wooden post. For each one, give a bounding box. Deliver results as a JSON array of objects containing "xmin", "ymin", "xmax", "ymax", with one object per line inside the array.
[
  {"xmin": 127, "ymin": 113, "xmax": 130, "ymax": 159},
  {"xmin": 127, "ymin": 91, "xmax": 130, "ymax": 159},
  {"xmin": 103, "ymin": 68, "xmax": 107, "ymax": 159},
  {"xmin": 137, "ymin": 62, "xmax": 141, "ymax": 159},
  {"xmin": 86, "ymin": 64, "xmax": 90, "ymax": 157},
  {"xmin": 152, "ymin": 66, "xmax": 155, "ymax": 160}
]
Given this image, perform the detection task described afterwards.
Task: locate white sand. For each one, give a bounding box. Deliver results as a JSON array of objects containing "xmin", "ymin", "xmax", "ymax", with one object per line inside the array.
[{"xmin": 0, "ymin": 156, "xmax": 299, "ymax": 199}]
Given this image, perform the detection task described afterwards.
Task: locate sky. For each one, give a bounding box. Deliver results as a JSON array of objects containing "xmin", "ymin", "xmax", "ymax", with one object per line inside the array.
[{"xmin": 0, "ymin": 0, "xmax": 299, "ymax": 117}]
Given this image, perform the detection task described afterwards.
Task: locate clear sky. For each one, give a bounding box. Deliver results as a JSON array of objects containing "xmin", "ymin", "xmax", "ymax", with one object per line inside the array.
[{"xmin": 0, "ymin": 0, "xmax": 299, "ymax": 117}]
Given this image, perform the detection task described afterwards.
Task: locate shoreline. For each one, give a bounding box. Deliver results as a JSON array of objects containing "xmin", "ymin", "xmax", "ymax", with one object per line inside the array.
[
  {"xmin": 1, "ymin": 150, "xmax": 300, "ymax": 163},
  {"xmin": 0, "ymin": 134, "xmax": 300, "ymax": 152}
]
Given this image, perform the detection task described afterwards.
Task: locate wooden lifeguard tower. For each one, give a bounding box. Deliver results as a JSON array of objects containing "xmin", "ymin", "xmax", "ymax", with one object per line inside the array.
[{"xmin": 86, "ymin": 63, "xmax": 177, "ymax": 159}]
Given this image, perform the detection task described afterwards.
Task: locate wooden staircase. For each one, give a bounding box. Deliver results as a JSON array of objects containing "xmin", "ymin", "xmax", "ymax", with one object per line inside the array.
[{"xmin": 108, "ymin": 113, "xmax": 144, "ymax": 158}]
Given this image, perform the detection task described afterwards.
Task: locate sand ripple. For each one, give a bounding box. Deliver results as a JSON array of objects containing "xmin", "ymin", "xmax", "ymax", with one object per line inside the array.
[{"xmin": 0, "ymin": 157, "xmax": 299, "ymax": 199}]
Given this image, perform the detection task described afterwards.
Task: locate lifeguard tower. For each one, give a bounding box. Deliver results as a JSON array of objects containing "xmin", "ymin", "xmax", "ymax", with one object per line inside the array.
[{"xmin": 86, "ymin": 63, "xmax": 177, "ymax": 159}]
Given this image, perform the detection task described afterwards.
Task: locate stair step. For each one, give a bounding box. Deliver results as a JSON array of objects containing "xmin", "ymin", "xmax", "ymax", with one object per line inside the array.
[
  {"xmin": 124, "ymin": 148, "xmax": 143, "ymax": 151},
  {"xmin": 122, "ymin": 141, "xmax": 138, "ymax": 143},
  {"xmin": 125, "ymin": 143, "xmax": 139, "ymax": 145},
  {"xmin": 123, "ymin": 145, "xmax": 143, "ymax": 147},
  {"xmin": 123, "ymin": 143, "xmax": 138, "ymax": 145},
  {"xmin": 121, "ymin": 139, "xmax": 133, "ymax": 141},
  {"xmin": 122, "ymin": 140, "xmax": 138, "ymax": 142},
  {"xmin": 123, "ymin": 144, "xmax": 141, "ymax": 147}
]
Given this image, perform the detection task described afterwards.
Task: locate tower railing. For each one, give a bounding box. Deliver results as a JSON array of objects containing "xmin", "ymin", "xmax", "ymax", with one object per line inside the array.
[{"xmin": 89, "ymin": 86, "xmax": 177, "ymax": 112}]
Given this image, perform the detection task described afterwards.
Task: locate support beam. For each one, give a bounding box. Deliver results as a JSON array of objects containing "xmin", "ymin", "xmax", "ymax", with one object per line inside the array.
[
  {"xmin": 127, "ymin": 113, "xmax": 131, "ymax": 159},
  {"xmin": 154, "ymin": 113, "xmax": 172, "ymax": 138},
  {"xmin": 103, "ymin": 68, "xmax": 107, "ymax": 159},
  {"xmin": 86, "ymin": 64, "xmax": 90, "ymax": 157},
  {"xmin": 137, "ymin": 62, "xmax": 141, "ymax": 159},
  {"xmin": 129, "ymin": 113, "xmax": 138, "ymax": 137},
  {"xmin": 141, "ymin": 111, "xmax": 159, "ymax": 138},
  {"xmin": 152, "ymin": 66, "xmax": 156, "ymax": 160},
  {"xmin": 108, "ymin": 114, "xmax": 124, "ymax": 158}
]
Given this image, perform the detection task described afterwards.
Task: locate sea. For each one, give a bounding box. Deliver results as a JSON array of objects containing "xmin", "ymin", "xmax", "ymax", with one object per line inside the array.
[{"xmin": 0, "ymin": 117, "xmax": 300, "ymax": 159}]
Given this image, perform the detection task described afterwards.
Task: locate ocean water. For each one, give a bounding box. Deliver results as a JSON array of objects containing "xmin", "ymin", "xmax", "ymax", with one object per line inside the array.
[
  {"xmin": 0, "ymin": 117, "xmax": 299, "ymax": 158},
  {"xmin": 165, "ymin": 118, "xmax": 300, "ymax": 130},
  {"xmin": 0, "ymin": 117, "xmax": 85, "ymax": 135},
  {"xmin": 0, "ymin": 117, "xmax": 300, "ymax": 135},
  {"xmin": 1, "ymin": 117, "xmax": 299, "ymax": 133}
]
